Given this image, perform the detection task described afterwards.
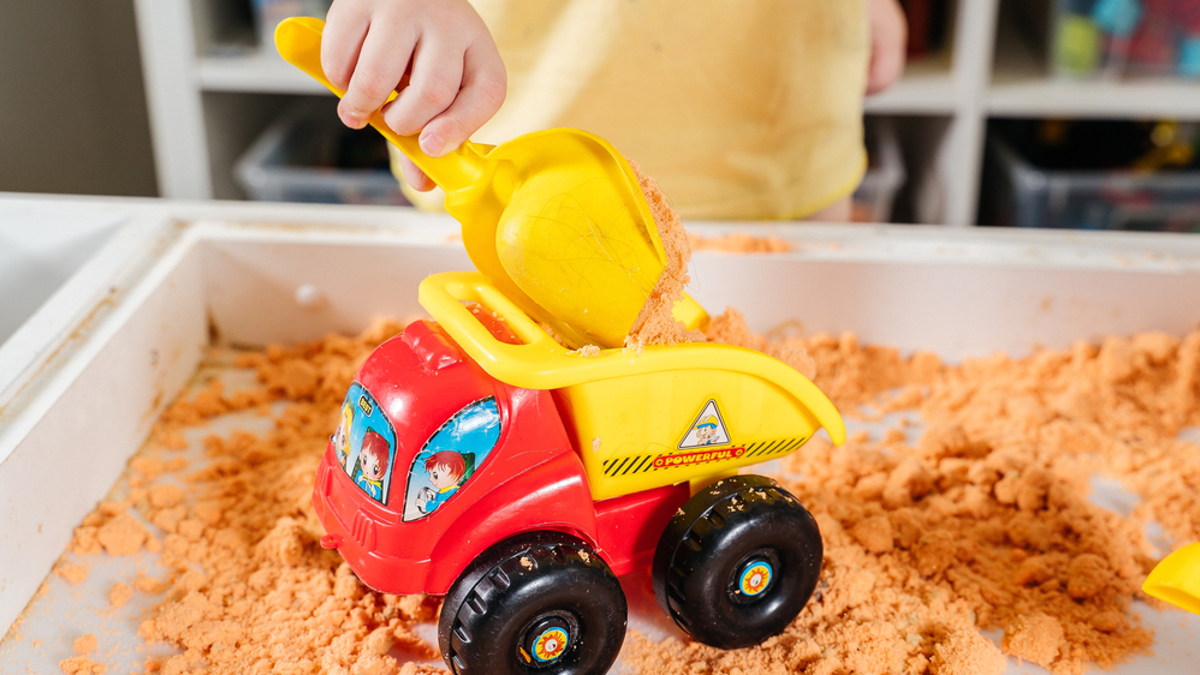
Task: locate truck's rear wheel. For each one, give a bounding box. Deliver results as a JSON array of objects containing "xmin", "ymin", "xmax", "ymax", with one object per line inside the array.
[
  {"xmin": 652, "ymin": 475, "xmax": 823, "ymax": 649},
  {"xmin": 439, "ymin": 532, "xmax": 627, "ymax": 675}
]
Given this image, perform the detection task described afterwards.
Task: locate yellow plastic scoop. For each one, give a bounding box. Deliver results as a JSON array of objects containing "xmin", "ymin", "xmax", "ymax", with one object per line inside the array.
[
  {"xmin": 276, "ymin": 17, "xmax": 692, "ymax": 348},
  {"xmin": 1143, "ymin": 542, "xmax": 1200, "ymax": 615}
]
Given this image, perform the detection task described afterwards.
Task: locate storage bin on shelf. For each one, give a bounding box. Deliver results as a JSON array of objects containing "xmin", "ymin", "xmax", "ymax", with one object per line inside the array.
[
  {"xmin": 1048, "ymin": 0, "xmax": 1200, "ymax": 79},
  {"xmin": 235, "ymin": 102, "xmax": 407, "ymax": 206},
  {"xmin": 983, "ymin": 132, "xmax": 1200, "ymax": 232},
  {"xmin": 252, "ymin": 0, "xmax": 332, "ymax": 47},
  {"xmin": 852, "ymin": 118, "xmax": 906, "ymax": 223}
]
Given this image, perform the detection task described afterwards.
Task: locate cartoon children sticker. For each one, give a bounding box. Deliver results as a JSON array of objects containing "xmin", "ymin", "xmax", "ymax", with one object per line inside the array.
[
  {"xmin": 333, "ymin": 401, "xmax": 354, "ymax": 471},
  {"xmin": 414, "ymin": 450, "xmax": 471, "ymax": 515},
  {"xmin": 402, "ymin": 397, "xmax": 502, "ymax": 522},
  {"xmin": 353, "ymin": 429, "xmax": 390, "ymax": 501},
  {"xmin": 333, "ymin": 383, "xmax": 398, "ymax": 505},
  {"xmin": 695, "ymin": 416, "xmax": 720, "ymax": 446}
]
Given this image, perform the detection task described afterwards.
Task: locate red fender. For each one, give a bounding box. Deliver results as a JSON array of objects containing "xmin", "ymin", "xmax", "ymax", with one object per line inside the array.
[{"xmin": 425, "ymin": 447, "xmax": 599, "ymax": 595}]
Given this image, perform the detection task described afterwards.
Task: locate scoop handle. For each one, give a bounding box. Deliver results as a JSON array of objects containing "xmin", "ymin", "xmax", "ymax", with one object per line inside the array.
[{"xmin": 274, "ymin": 17, "xmax": 488, "ymax": 191}]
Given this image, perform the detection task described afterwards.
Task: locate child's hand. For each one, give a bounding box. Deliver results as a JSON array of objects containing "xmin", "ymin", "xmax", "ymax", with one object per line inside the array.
[
  {"xmin": 866, "ymin": 0, "xmax": 907, "ymax": 95},
  {"xmin": 322, "ymin": 0, "xmax": 507, "ymax": 190}
]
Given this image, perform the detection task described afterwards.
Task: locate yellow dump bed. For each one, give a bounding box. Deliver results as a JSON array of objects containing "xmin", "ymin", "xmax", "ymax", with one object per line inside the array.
[{"xmin": 420, "ymin": 272, "xmax": 846, "ymax": 501}]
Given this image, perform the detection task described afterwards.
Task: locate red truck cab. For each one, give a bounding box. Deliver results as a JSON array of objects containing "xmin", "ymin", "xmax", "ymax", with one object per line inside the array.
[{"xmin": 313, "ymin": 319, "xmax": 690, "ymax": 594}]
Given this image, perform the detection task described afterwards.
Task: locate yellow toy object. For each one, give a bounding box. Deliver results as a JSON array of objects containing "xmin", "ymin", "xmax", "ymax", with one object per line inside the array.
[
  {"xmin": 1143, "ymin": 543, "xmax": 1200, "ymax": 615},
  {"xmin": 275, "ymin": 17, "xmax": 704, "ymax": 350},
  {"xmin": 419, "ymin": 272, "xmax": 847, "ymax": 500}
]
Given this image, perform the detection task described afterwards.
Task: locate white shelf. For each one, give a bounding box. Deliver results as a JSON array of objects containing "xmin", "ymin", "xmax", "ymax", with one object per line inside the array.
[
  {"xmin": 864, "ymin": 58, "xmax": 961, "ymax": 115},
  {"xmin": 203, "ymin": 48, "xmax": 973, "ymax": 115},
  {"xmin": 197, "ymin": 50, "xmax": 330, "ymax": 94},
  {"xmin": 198, "ymin": 42, "xmax": 966, "ymax": 115},
  {"xmin": 989, "ymin": 76, "xmax": 1200, "ymax": 119}
]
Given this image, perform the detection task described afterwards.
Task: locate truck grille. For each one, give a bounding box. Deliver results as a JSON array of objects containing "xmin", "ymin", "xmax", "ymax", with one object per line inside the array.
[{"xmin": 351, "ymin": 510, "xmax": 377, "ymax": 549}]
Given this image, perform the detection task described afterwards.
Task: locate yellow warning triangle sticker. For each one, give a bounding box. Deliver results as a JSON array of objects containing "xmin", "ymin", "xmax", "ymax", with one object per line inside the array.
[{"xmin": 678, "ymin": 399, "xmax": 731, "ymax": 449}]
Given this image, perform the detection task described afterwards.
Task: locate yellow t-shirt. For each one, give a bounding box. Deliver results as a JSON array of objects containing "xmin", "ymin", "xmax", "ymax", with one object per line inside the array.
[{"xmin": 395, "ymin": 0, "xmax": 869, "ymax": 221}]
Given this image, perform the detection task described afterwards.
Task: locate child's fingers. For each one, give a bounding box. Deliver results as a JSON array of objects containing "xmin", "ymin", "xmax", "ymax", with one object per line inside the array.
[
  {"xmin": 338, "ymin": 23, "xmax": 418, "ymax": 129},
  {"xmin": 418, "ymin": 41, "xmax": 506, "ymax": 158},
  {"xmin": 399, "ymin": 156, "xmax": 437, "ymax": 192},
  {"xmin": 865, "ymin": 0, "xmax": 907, "ymax": 95},
  {"xmin": 320, "ymin": 1, "xmax": 370, "ymax": 91},
  {"xmin": 380, "ymin": 35, "xmax": 466, "ymax": 144},
  {"xmin": 866, "ymin": 32, "xmax": 905, "ymax": 95}
]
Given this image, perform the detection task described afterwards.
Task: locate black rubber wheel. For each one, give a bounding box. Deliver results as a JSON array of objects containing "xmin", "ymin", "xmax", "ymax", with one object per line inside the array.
[
  {"xmin": 438, "ymin": 532, "xmax": 627, "ymax": 675},
  {"xmin": 652, "ymin": 475, "xmax": 823, "ymax": 649}
]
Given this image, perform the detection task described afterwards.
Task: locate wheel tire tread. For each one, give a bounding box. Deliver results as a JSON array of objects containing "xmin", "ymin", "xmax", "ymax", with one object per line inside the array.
[
  {"xmin": 441, "ymin": 537, "xmax": 626, "ymax": 675},
  {"xmin": 651, "ymin": 476, "xmax": 823, "ymax": 650}
]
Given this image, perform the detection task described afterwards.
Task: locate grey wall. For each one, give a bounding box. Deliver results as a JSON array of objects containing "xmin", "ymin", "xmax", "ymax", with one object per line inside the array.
[{"xmin": 0, "ymin": 0, "xmax": 157, "ymax": 197}]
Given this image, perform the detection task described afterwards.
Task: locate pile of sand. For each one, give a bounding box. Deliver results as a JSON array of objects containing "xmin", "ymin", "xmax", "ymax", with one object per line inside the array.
[{"xmin": 627, "ymin": 330, "xmax": 1199, "ymax": 675}]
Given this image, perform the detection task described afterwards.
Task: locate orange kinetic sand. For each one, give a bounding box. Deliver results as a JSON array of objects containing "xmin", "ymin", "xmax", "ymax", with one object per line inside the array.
[
  {"xmin": 54, "ymin": 563, "xmax": 88, "ymax": 585},
  {"xmin": 687, "ymin": 231, "xmax": 794, "ymax": 254},
  {"xmin": 108, "ymin": 583, "xmax": 131, "ymax": 610},
  {"xmin": 72, "ymin": 633, "xmax": 97, "ymax": 656},
  {"xmin": 625, "ymin": 165, "xmax": 817, "ymax": 380},
  {"xmin": 58, "ymin": 655, "xmax": 107, "ymax": 675},
  {"xmin": 626, "ymin": 161, "xmax": 702, "ymax": 348},
  {"xmin": 37, "ymin": 311, "xmax": 1200, "ymax": 674}
]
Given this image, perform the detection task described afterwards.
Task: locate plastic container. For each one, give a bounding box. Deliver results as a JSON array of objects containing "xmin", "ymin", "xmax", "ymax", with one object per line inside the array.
[
  {"xmin": 3, "ymin": 198, "xmax": 1200, "ymax": 675},
  {"xmin": 984, "ymin": 134, "xmax": 1200, "ymax": 231},
  {"xmin": 1049, "ymin": 0, "xmax": 1200, "ymax": 79},
  {"xmin": 852, "ymin": 118, "xmax": 906, "ymax": 223},
  {"xmin": 235, "ymin": 103, "xmax": 407, "ymax": 206},
  {"xmin": 0, "ymin": 206, "xmax": 125, "ymax": 347}
]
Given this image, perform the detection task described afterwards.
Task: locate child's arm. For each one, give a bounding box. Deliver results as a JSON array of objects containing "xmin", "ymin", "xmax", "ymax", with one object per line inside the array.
[
  {"xmin": 322, "ymin": 0, "xmax": 507, "ymax": 190},
  {"xmin": 866, "ymin": 0, "xmax": 908, "ymax": 95}
]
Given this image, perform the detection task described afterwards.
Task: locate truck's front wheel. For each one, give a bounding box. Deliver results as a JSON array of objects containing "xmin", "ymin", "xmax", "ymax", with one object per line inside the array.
[
  {"xmin": 652, "ymin": 475, "xmax": 823, "ymax": 649},
  {"xmin": 439, "ymin": 532, "xmax": 627, "ymax": 675}
]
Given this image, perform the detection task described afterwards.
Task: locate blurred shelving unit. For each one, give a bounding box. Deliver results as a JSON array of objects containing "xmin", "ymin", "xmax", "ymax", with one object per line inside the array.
[
  {"xmin": 196, "ymin": 50, "xmax": 326, "ymax": 94},
  {"xmin": 131, "ymin": 0, "xmax": 1200, "ymax": 226},
  {"xmin": 988, "ymin": 3, "xmax": 1200, "ymax": 120}
]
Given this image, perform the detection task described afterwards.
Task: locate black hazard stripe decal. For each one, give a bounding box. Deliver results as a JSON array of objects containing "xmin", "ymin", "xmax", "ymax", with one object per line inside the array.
[
  {"xmin": 600, "ymin": 438, "xmax": 808, "ymax": 478},
  {"xmin": 603, "ymin": 455, "xmax": 653, "ymax": 477},
  {"xmin": 747, "ymin": 437, "xmax": 808, "ymax": 458},
  {"xmin": 744, "ymin": 437, "xmax": 807, "ymax": 458}
]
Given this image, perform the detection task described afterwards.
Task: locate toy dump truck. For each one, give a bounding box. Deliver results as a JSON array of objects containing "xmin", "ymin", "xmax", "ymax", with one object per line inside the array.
[{"xmin": 313, "ymin": 272, "xmax": 846, "ymax": 675}]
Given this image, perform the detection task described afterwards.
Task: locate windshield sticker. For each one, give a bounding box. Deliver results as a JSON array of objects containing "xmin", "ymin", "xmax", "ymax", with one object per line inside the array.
[
  {"xmin": 402, "ymin": 396, "xmax": 502, "ymax": 522},
  {"xmin": 334, "ymin": 383, "xmax": 398, "ymax": 506}
]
